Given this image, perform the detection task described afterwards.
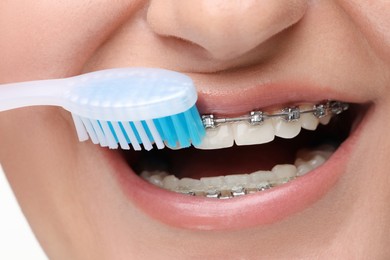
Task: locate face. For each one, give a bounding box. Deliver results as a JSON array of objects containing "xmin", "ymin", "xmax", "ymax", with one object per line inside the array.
[{"xmin": 1, "ymin": 0, "xmax": 390, "ymax": 259}]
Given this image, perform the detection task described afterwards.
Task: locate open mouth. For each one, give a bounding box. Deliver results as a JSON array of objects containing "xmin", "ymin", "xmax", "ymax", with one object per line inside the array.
[
  {"xmin": 108, "ymin": 88, "xmax": 369, "ymax": 230},
  {"xmin": 125, "ymin": 100, "xmax": 360, "ymax": 198}
]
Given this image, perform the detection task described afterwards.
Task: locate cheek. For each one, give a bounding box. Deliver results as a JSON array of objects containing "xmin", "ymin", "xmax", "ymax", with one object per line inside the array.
[
  {"xmin": 339, "ymin": 0, "xmax": 390, "ymax": 63},
  {"xmin": 0, "ymin": 0, "xmax": 142, "ymax": 81}
]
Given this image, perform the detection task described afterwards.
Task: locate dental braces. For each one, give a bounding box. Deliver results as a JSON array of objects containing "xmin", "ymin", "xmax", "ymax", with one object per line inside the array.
[
  {"xmin": 179, "ymin": 179, "xmax": 291, "ymax": 199},
  {"xmin": 201, "ymin": 100, "xmax": 349, "ymax": 129}
]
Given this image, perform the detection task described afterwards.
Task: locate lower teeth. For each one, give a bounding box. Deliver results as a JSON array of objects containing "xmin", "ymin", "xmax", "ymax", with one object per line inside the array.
[{"xmin": 140, "ymin": 145, "xmax": 335, "ymax": 199}]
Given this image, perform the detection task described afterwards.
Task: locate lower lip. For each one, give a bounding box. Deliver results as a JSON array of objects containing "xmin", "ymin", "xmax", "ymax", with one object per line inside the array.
[{"xmin": 106, "ymin": 112, "xmax": 365, "ymax": 231}]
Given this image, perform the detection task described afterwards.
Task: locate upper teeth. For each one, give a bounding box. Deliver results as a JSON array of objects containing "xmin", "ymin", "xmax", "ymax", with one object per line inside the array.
[{"xmin": 191, "ymin": 101, "xmax": 348, "ymax": 150}]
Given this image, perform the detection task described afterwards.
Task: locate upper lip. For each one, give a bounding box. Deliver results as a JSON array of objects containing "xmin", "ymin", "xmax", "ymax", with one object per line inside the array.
[{"xmin": 185, "ymin": 72, "xmax": 369, "ymax": 116}]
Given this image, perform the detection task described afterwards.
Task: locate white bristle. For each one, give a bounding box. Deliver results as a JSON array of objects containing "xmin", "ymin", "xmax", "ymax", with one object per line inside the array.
[
  {"xmin": 90, "ymin": 120, "xmax": 108, "ymax": 147},
  {"xmin": 121, "ymin": 121, "xmax": 142, "ymax": 151},
  {"xmin": 146, "ymin": 120, "xmax": 165, "ymax": 149},
  {"xmin": 100, "ymin": 121, "xmax": 119, "ymax": 149},
  {"xmin": 134, "ymin": 121, "xmax": 153, "ymax": 151},
  {"xmin": 71, "ymin": 114, "xmax": 89, "ymax": 142},
  {"xmin": 111, "ymin": 122, "xmax": 130, "ymax": 150},
  {"xmin": 80, "ymin": 117, "xmax": 99, "ymax": 144}
]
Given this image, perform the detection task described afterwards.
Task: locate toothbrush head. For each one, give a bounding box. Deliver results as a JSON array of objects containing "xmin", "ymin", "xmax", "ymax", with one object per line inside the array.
[{"xmin": 64, "ymin": 68, "xmax": 205, "ymax": 151}]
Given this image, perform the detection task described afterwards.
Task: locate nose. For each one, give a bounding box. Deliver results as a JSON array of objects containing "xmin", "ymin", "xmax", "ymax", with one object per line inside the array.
[{"xmin": 147, "ymin": 0, "xmax": 308, "ymax": 60}]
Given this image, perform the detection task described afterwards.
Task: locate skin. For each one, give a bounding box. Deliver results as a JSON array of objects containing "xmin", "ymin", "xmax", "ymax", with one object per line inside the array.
[{"xmin": 1, "ymin": 0, "xmax": 390, "ymax": 259}]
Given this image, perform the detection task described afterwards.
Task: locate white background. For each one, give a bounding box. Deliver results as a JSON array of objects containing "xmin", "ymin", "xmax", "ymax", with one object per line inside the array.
[{"xmin": 0, "ymin": 165, "xmax": 47, "ymax": 259}]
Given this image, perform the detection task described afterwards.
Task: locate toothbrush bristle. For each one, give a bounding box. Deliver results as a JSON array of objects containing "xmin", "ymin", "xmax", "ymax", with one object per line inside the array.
[{"xmin": 70, "ymin": 105, "xmax": 205, "ymax": 151}]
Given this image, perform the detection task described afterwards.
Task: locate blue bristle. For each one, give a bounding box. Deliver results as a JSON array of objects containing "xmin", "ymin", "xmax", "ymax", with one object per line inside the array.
[
  {"xmin": 97, "ymin": 120, "xmax": 110, "ymax": 143},
  {"xmin": 141, "ymin": 121, "xmax": 154, "ymax": 142},
  {"xmin": 107, "ymin": 122, "xmax": 119, "ymax": 143},
  {"xmin": 184, "ymin": 105, "xmax": 206, "ymax": 146},
  {"xmin": 155, "ymin": 116, "xmax": 177, "ymax": 147},
  {"xmin": 191, "ymin": 105, "xmax": 206, "ymax": 139},
  {"xmin": 153, "ymin": 119, "xmax": 165, "ymax": 140},
  {"xmin": 118, "ymin": 122, "xmax": 131, "ymax": 143},
  {"xmin": 151, "ymin": 105, "xmax": 205, "ymax": 148},
  {"xmin": 171, "ymin": 113, "xmax": 191, "ymax": 148},
  {"xmin": 129, "ymin": 122, "xmax": 142, "ymax": 144},
  {"xmin": 191, "ymin": 105, "xmax": 206, "ymax": 144}
]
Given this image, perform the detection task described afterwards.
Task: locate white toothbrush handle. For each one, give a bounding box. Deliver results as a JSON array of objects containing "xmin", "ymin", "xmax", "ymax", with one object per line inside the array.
[{"xmin": 0, "ymin": 78, "xmax": 68, "ymax": 112}]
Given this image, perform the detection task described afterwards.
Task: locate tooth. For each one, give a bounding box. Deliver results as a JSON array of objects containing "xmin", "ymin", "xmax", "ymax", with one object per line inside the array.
[
  {"xmin": 316, "ymin": 144, "xmax": 336, "ymax": 152},
  {"xmin": 319, "ymin": 114, "xmax": 332, "ymax": 125},
  {"xmin": 162, "ymin": 175, "xmax": 179, "ymax": 191},
  {"xmin": 200, "ymin": 176, "xmax": 226, "ymax": 190},
  {"xmin": 140, "ymin": 170, "xmax": 168, "ymax": 180},
  {"xmin": 296, "ymin": 148, "xmax": 333, "ymax": 161},
  {"xmin": 224, "ymin": 174, "xmax": 250, "ymax": 189},
  {"xmin": 300, "ymin": 111, "xmax": 319, "ymax": 130},
  {"xmin": 249, "ymin": 170, "xmax": 275, "ymax": 189},
  {"xmin": 140, "ymin": 170, "xmax": 153, "ymax": 179},
  {"xmin": 149, "ymin": 174, "xmax": 165, "ymax": 187},
  {"xmin": 250, "ymin": 170, "xmax": 271, "ymax": 181},
  {"xmin": 179, "ymin": 178, "xmax": 205, "ymax": 192},
  {"xmin": 233, "ymin": 120, "xmax": 275, "ymax": 146},
  {"xmin": 296, "ymin": 164, "xmax": 313, "ymax": 176},
  {"xmin": 194, "ymin": 125, "xmax": 234, "ymax": 150},
  {"xmin": 294, "ymin": 154, "xmax": 326, "ymax": 176},
  {"xmin": 294, "ymin": 155, "xmax": 314, "ymax": 176},
  {"xmin": 308, "ymin": 154, "xmax": 326, "ymax": 168},
  {"xmin": 295, "ymin": 158, "xmax": 307, "ymax": 167},
  {"xmin": 271, "ymin": 164, "xmax": 297, "ymax": 184},
  {"xmin": 272, "ymin": 117, "xmax": 302, "ymax": 139},
  {"xmin": 294, "ymin": 147, "xmax": 332, "ymax": 176},
  {"xmin": 165, "ymin": 142, "xmax": 181, "ymax": 150}
]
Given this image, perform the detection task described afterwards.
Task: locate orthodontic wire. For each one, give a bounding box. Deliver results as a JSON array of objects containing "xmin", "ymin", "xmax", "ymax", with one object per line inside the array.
[{"xmin": 201, "ymin": 100, "xmax": 349, "ymax": 129}]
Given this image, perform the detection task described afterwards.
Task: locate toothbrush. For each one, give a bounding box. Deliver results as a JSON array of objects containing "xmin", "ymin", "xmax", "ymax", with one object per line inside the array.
[{"xmin": 0, "ymin": 67, "xmax": 206, "ymax": 151}]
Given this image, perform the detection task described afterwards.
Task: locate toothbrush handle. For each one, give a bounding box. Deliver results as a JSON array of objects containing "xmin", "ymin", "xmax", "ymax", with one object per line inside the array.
[{"xmin": 0, "ymin": 78, "xmax": 68, "ymax": 112}]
